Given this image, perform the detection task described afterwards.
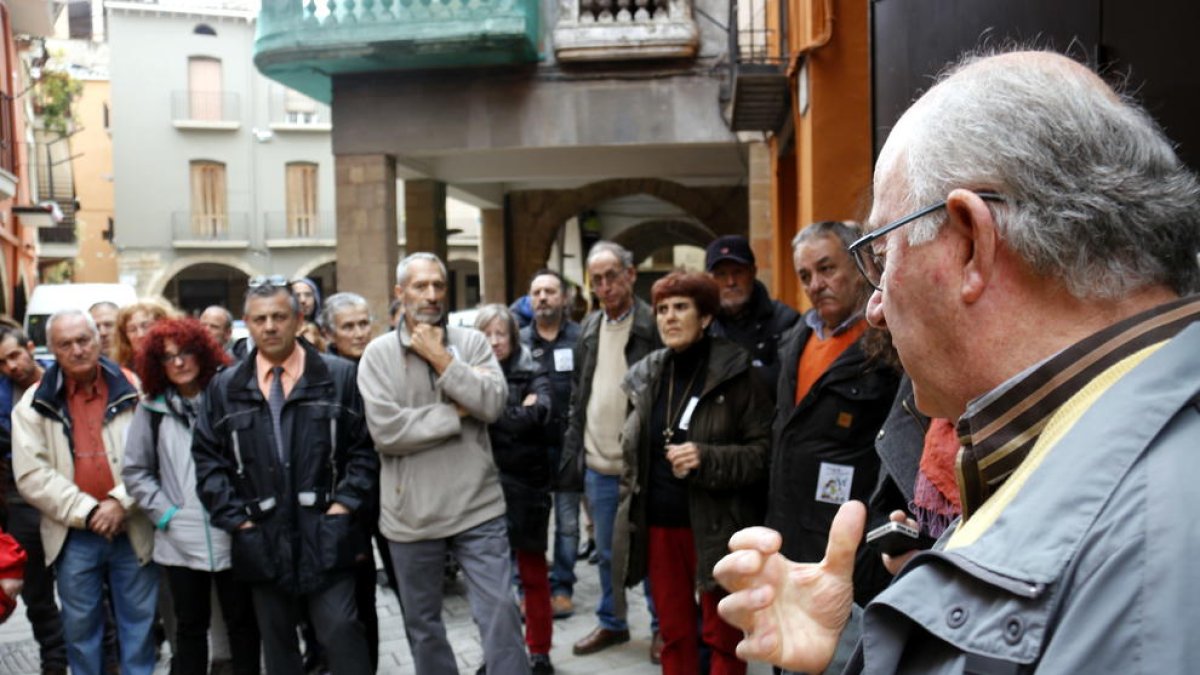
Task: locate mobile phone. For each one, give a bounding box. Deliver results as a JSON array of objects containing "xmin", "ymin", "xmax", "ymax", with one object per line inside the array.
[{"xmin": 865, "ymin": 521, "xmax": 926, "ymax": 557}]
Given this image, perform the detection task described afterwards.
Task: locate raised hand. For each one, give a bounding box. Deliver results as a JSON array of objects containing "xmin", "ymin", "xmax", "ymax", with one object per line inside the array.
[{"xmin": 714, "ymin": 500, "xmax": 866, "ymax": 672}]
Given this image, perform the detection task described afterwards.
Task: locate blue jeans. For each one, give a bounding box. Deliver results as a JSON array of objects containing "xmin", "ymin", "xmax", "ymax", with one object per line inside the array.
[
  {"xmin": 549, "ymin": 489, "xmax": 580, "ymax": 598},
  {"xmin": 56, "ymin": 530, "xmax": 158, "ymax": 675},
  {"xmin": 585, "ymin": 469, "xmax": 659, "ymax": 633}
]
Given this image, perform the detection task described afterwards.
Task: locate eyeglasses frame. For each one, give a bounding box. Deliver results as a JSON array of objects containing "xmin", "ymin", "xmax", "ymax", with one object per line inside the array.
[{"xmin": 848, "ymin": 191, "xmax": 1006, "ymax": 291}]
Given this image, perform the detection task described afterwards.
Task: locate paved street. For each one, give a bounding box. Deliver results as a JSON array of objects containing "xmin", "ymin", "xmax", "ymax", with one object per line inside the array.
[{"xmin": 0, "ymin": 552, "xmax": 771, "ymax": 674}]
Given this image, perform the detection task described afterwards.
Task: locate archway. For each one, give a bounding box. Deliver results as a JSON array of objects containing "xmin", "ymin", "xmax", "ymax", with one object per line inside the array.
[{"xmin": 160, "ymin": 262, "xmax": 251, "ymax": 316}]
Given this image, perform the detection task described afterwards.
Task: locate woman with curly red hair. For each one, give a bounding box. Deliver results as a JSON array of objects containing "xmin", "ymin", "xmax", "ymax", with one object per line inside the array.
[{"xmin": 121, "ymin": 318, "xmax": 260, "ymax": 674}]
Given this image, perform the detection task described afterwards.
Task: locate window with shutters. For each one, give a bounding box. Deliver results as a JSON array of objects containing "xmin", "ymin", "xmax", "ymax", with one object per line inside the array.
[
  {"xmin": 286, "ymin": 162, "xmax": 318, "ymax": 236},
  {"xmin": 187, "ymin": 57, "xmax": 222, "ymax": 121},
  {"xmin": 190, "ymin": 161, "xmax": 227, "ymax": 236}
]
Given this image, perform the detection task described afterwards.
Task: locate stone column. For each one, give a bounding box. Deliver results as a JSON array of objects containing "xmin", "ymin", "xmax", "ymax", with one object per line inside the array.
[
  {"xmin": 404, "ymin": 179, "xmax": 448, "ymax": 262},
  {"xmin": 479, "ymin": 208, "xmax": 507, "ymax": 303},
  {"xmin": 335, "ymin": 154, "xmax": 397, "ymax": 330},
  {"xmin": 746, "ymin": 141, "xmax": 776, "ymax": 294}
]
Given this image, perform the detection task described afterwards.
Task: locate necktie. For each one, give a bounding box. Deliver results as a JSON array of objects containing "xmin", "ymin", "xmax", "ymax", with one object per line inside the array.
[{"xmin": 268, "ymin": 365, "xmax": 286, "ymax": 463}]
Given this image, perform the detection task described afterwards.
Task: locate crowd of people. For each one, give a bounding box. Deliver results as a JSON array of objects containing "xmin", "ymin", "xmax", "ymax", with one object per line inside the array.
[{"xmin": 0, "ymin": 46, "xmax": 1197, "ymax": 675}]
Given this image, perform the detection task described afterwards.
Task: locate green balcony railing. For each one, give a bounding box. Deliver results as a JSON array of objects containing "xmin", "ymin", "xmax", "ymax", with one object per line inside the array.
[{"xmin": 255, "ymin": 0, "xmax": 541, "ymax": 103}]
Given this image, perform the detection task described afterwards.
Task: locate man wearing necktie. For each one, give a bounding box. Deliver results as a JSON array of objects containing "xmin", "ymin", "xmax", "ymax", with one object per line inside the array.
[{"xmin": 193, "ymin": 281, "xmax": 379, "ymax": 674}]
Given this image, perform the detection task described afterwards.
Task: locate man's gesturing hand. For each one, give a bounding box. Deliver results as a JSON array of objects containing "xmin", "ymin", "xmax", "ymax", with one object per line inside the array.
[
  {"xmin": 409, "ymin": 324, "xmax": 453, "ymax": 375},
  {"xmin": 714, "ymin": 500, "xmax": 866, "ymax": 672}
]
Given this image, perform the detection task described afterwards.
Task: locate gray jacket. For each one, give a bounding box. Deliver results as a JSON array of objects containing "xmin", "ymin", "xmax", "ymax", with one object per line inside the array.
[
  {"xmin": 358, "ymin": 322, "xmax": 508, "ymax": 542},
  {"xmin": 123, "ymin": 392, "xmax": 231, "ymax": 571},
  {"xmin": 846, "ymin": 321, "xmax": 1200, "ymax": 674}
]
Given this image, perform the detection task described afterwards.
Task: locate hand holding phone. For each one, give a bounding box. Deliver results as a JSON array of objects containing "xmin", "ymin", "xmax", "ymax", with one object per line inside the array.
[{"xmin": 865, "ymin": 521, "xmax": 925, "ymax": 557}]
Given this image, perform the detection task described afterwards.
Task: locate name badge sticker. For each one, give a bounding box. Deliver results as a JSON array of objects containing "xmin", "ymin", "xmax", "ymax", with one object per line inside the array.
[
  {"xmin": 678, "ymin": 396, "xmax": 701, "ymax": 430},
  {"xmin": 554, "ymin": 348, "xmax": 574, "ymax": 372},
  {"xmin": 815, "ymin": 462, "xmax": 854, "ymax": 505}
]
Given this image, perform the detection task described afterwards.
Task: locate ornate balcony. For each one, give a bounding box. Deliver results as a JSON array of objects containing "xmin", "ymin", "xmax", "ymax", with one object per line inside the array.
[
  {"xmin": 552, "ymin": 0, "xmax": 699, "ymax": 62},
  {"xmin": 255, "ymin": 0, "xmax": 541, "ymax": 103}
]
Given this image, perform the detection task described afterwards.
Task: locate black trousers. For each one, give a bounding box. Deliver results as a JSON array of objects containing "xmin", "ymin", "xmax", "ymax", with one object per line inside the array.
[
  {"xmin": 5, "ymin": 500, "xmax": 67, "ymax": 670},
  {"xmin": 252, "ymin": 574, "xmax": 370, "ymax": 675},
  {"xmin": 163, "ymin": 566, "xmax": 260, "ymax": 675}
]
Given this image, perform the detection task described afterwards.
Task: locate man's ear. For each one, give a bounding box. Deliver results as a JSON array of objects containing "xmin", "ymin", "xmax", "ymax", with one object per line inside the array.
[
  {"xmin": 393, "ymin": 284, "xmax": 403, "ymax": 300},
  {"xmin": 945, "ymin": 189, "xmax": 998, "ymax": 304}
]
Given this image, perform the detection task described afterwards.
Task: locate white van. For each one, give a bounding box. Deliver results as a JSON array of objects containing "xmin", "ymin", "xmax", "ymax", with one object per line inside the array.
[{"xmin": 25, "ymin": 283, "xmax": 139, "ymax": 353}]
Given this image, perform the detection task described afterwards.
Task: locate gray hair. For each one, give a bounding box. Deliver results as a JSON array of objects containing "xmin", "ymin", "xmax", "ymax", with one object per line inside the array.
[
  {"xmin": 320, "ymin": 292, "xmax": 371, "ymax": 332},
  {"xmin": 203, "ymin": 305, "xmax": 234, "ymax": 327},
  {"xmin": 474, "ymin": 303, "xmax": 519, "ymax": 359},
  {"xmin": 243, "ymin": 284, "xmax": 301, "ymax": 317},
  {"xmin": 396, "ymin": 253, "xmax": 448, "ymax": 287},
  {"xmin": 792, "ymin": 221, "xmax": 861, "ymax": 251},
  {"xmin": 900, "ymin": 50, "xmax": 1200, "ymax": 298},
  {"xmin": 586, "ymin": 241, "xmax": 634, "ymax": 269},
  {"xmin": 47, "ymin": 309, "xmax": 99, "ymax": 343}
]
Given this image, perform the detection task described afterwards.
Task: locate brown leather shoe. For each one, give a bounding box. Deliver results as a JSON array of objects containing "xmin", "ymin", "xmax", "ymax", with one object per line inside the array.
[
  {"xmin": 551, "ymin": 594, "xmax": 574, "ymax": 619},
  {"xmin": 650, "ymin": 629, "xmax": 663, "ymax": 664},
  {"xmin": 572, "ymin": 626, "xmax": 631, "ymax": 655}
]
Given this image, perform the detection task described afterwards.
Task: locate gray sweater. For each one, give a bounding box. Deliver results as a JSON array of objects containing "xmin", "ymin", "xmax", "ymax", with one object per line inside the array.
[{"xmin": 357, "ymin": 322, "xmax": 508, "ymax": 542}]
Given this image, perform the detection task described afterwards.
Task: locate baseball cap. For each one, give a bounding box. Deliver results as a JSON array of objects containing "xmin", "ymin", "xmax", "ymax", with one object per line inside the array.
[{"xmin": 705, "ymin": 235, "xmax": 755, "ymax": 271}]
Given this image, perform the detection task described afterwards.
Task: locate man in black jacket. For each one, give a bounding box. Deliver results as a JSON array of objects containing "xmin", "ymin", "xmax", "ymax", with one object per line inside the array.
[
  {"xmin": 193, "ymin": 282, "xmax": 378, "ymax": 675},
  {"xmin": 705, "ymin": 235, "xmax": 800, "ymax": 399},
  {"xmin": 560, "ymin": 241, "xmax": 663, "ymax": 659},
  {"xmin": 768, "ymin": 222, "xmax": 899, "ymax": 566}
]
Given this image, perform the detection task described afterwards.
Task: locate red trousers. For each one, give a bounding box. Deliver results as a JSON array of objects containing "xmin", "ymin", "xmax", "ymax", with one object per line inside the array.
[
  {"xmin": 647, "ymin": 526, "xmax": 746, "ymax": 675},
  {"xmin": 515, "ymin": 549, "xmax": 552, "ymax": 655}
]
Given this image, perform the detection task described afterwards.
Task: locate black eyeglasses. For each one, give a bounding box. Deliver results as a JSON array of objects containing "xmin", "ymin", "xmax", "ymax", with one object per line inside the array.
[
  {"xmin": 848, "ymin": 192, "xmax": 1006, "ymax": 291},
  {"xmin": 160, "ymin": 350, "xmax": 196, "ymax": 366},
  {"xmin": 248, "ymin": 274, "xmax": 288, "ymax": 289}
]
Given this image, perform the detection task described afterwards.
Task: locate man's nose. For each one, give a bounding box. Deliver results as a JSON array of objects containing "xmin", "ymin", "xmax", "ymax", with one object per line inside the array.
[{"xmin": 865, "ymin": 289, "xmax": 887, "ymax": 328}]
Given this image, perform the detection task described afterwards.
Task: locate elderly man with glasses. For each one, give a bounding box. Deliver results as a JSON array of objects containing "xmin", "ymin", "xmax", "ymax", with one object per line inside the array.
[{"xmin": 715, "ymin": 49, "xmax": 1200, "ymax": 675}]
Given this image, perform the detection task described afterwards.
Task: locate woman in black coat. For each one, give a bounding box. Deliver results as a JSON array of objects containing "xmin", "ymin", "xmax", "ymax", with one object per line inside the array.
[{"xmin": 475, "ymin": 304, "xmax": 556, "ymax": 674}]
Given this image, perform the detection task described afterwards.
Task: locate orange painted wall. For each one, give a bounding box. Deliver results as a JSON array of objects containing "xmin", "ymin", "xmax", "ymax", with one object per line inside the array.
[{"xmin": 769, "ymin": 0, "xmax": 872, "ymax": 310}]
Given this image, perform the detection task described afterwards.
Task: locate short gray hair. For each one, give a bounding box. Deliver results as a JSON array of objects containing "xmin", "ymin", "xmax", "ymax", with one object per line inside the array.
[
  {"xmin": 47, "ymin": 309, "xmax": 98, "ymax": 343},
  {"xmin": 586, "ymin": 241, "xmax": 634, "ymax": 269},
  {"xmin": 474, "ymin": 303, "xmax": 519, "ymax": 359},
  {"xmin": 792, "ymin": 221, "xmax": 861, "ymax": 251},
  {"xmin": 900, "ymin": 50, "xmax": 1200, "ymax": 298},
  {"xmin": 320, "ymin": 292, "xmax": 371, "ymax": 332},
  {"xmin": 396, "ymin": 253, "xmax": 447, "ymax": 287}
]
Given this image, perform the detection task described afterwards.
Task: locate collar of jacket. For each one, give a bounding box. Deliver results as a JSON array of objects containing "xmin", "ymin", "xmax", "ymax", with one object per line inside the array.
[
  {"xmin": 32, "ymin": 355, "xmax": 139, "ymax": 425},
  {"xmin": 778, "ymin": 321, "xmax": 870, "ymax": 400},
  {"xmin": 623, "ymin": 336, "xmax": 750, "ymax": 406},
  {"xmin": 584, "ymin": 297, "xmax": 657, "ymax": 343},
  {"xmin": 502, "ymin": 345, "xmax": 538, "ymax": 376},
  {"xmin": 520, "ymin": 318, "xmax": 581, "ymax": 348},
  {"xmin": 227, "ymin": 340, "xmax": 334, "ymax": 404}
]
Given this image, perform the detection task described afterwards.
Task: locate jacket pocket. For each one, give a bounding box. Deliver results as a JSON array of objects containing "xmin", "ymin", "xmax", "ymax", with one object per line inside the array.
[
  {"xmin": 230, "ymin": 525, "xmax": 274, "ymax": 583},
  {"xmin": 317, "ymin": 513, "xmax": 357, "ymax": 572}
]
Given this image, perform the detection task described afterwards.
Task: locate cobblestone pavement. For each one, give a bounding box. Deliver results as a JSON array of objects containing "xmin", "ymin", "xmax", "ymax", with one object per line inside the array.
[{"xmin": 0, "ymin": 555, "xmax": 771, "ymax": 674}]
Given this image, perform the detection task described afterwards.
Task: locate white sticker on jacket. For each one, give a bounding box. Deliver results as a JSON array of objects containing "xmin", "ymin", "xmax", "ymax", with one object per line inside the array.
[
  {"xmin": 815, "ymin": 463, "xmax": 854, "ymax": 505},
  {"xmin": 554, "ymin": 348, "xmax": 574, "ymax": 372},
  {"xmin": 678, "ymin": 396, "xmax": 701, "ymax": 430}
]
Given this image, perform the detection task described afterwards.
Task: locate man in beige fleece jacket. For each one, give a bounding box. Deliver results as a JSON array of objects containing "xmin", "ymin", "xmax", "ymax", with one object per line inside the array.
[{"xmin": 358, "ymin": 252, "xmax": 530, "ymax": 675}]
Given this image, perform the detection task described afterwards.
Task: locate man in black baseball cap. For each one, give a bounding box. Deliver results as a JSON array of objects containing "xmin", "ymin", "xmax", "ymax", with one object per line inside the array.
[{"xmin": 705, "ymin": 235, "xmax": 799, "ymax": 398}]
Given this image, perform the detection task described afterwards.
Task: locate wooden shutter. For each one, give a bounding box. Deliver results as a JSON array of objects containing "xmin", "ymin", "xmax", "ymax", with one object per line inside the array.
[
  {"xmin": 191, "ymin": 161, "xmax": 227, "ymax": 236},
  {"xmin": 286, "ymin": 162, "xmax": 318, "ymax": 236},
  {"xmin": 188, "ymin": 57, "xmax": 222, "ymax": 121}
]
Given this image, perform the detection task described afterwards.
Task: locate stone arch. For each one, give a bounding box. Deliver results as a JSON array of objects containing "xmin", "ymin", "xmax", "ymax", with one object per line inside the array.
[
  {"xmin": 293, "ymin": 253, "xmax": 337, "ymax": 280},
  {"xmin": 509, "ymin": 178, "xmax": 747, "ymax": 296},
  {"xmin": 610, "ymin": 219, "xmax": 716, "ymax": 266},
  {"xmin": 145, "ymin": 255, "xmax": 260, "ymax": 298}
]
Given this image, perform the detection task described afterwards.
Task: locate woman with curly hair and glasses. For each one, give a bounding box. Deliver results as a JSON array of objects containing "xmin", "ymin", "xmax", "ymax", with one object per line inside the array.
[{"xmin": 121, "ymin": 318, "xmax": 260, "ymax": 675}]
